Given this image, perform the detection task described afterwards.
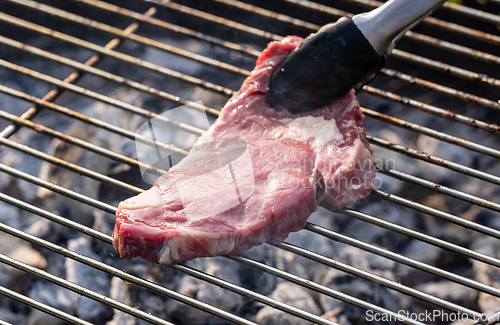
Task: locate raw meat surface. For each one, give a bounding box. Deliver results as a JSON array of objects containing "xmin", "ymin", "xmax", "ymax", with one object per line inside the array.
[{"xmin": 113, "ymin": 36, "xmax": 375, "ymax": 265}]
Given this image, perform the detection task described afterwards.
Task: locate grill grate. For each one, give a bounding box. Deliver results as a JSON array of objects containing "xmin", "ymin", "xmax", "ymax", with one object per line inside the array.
[{"xmin": 0, "ymin": 0, "xmax": 499, "ymax": 324}]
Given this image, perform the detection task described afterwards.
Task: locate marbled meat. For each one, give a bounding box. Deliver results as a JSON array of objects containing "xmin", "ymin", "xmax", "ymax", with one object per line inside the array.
[{"xmin": 113, "ymin": 36, "xmax": 375, "ymax": 265}]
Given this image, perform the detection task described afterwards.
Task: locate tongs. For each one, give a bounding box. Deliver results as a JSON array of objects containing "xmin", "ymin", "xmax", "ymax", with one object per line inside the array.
[{"xmin": 267, "ymin": 0, "xmax": 447, "ymax": 113}]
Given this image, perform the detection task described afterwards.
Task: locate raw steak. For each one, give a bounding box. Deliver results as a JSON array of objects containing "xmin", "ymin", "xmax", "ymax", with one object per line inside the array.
[{"xmin": 113, "ymin": 36, "xmax": 375, "ymax": 265}]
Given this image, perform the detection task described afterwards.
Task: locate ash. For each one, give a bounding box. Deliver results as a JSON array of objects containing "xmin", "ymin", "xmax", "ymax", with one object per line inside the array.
[{"xmin": 0, "ymin": 0, "xmax": 499, "ymax": 324}]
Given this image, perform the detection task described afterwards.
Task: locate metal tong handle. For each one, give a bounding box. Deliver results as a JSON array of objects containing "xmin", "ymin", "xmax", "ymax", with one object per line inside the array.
[{"xmin": 352, "ymin": 0, "xmax": 447, "ymax": 56}]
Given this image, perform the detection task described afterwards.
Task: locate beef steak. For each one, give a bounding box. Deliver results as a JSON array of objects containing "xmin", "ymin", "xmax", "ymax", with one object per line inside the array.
[{"xmin": 113, "ymin": 36, "xmax": 375, "ymax": 265}]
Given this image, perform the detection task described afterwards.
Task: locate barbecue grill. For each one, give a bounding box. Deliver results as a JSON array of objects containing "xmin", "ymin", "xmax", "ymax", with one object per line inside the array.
[{"xmin": 0, "ymin": 0, "xmax": 499, "ymax": 324}]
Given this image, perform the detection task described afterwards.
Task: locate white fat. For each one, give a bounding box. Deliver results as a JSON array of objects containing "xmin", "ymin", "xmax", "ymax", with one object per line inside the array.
[
  {"xmin": 120, "ymin": 187, "xmax": 162, "ymax": 209},
  {"xmin": 159, "ymin": 237, "xmax": 183, "ymax": 265},
  {"xmin": 158, "ymin": 245, "xmax": 172, "ymax": 265},
  {"xmin": 281, "ymin": 116, "xmax": 343, "ymax": 150}
]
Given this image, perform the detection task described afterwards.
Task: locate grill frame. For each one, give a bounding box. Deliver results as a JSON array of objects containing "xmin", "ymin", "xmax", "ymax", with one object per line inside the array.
[{"xmin": 0, "ymin": 0, "xmax": 499, "ymax": 324}]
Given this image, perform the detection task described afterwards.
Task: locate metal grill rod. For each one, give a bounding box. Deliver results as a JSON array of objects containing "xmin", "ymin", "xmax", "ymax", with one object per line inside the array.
[
  {"xmin": 79, "ymin": 0, "xmax": 261, "ymax": 58},
  {"xmin": 77, "ymin": 0, "xmax": 500, "ymax": 111},
  {"xmin": 4, "ymin": 80, "xmax": 500, "ymax": 245},
  {"xmin": 3, "ymin": 59, "xmax": 498, "ymax": 192},
  {"xmin": 279, "ymin": 0, "xmax": 500, "ymax": 47},
  {"xmin": 362, "ymin": 107, "xmax": 500, "ymax": 158},
  {"xmin": 361, "ymin": 87, "xmax": 500, "ymax": 134},
  {"xmin": 0, "ymin": 167, "xmax": 496, "ymax": 317},
  {"xmin": 0, "ymin": 60, "xmax": 206, "ymax": 136},
  {"xmin": 7, "ymin": 0, "xmax": 252, "ymax": 77},
  {"xmin": 0, "ymin": 319, "xmax": 13, "ymax": 325},
  {"xmin": 6, "ymin": 127, "xmax": 497, "ymax": 273},
  {"xmin": 4, "ymin": 82, "xmax": 500, "ymax": 240},
  {"xmin": 0, "ymin": 35, "xmax": 220, "ymax": 117},
  {"xmin": 0, "ymin": 136, "xmax": 144, "ymax": 194},
  {"xmin": 0, "ymin": 163, "xmax": 490, "ymax": 324},
  {"xmin": 2, "ymin": 36, "xmax": 498, "ymax": 161},
  {"xmin": 146, "ymin": 0, "xmax": 500, "ymax": 88},
  {"xmin": 0, "ymin": 213, "xmax": 259, "ymax": 325},
  {"xmin": 4, "ymin": 7, "xmax": 498, "ymax": 136},
  {"xmin": 389, "ymin": 49, "xmax": 500, "ymax": 88},
  {"xmin": 0, "ymin": 163, "xmax": 117, "ymax": 215},
  {"xmin": 345, "ymin": 0, "xmax": 500, "ymax": 32},
  {"xmin": 398, "ymin": 31, "xmax": 500, "ymax": 65},
  {"xmin": 2, "ymin": 161, "xmax": 499, "ymax": 304},
  {"xmin": 209, "ymin": 0, "xmax": 500, "ymax": 65},
  {"xmin": 425, "ymin": 15, "xmax": 500, "ymax": 46},
  {"xmin": 226, "ymin": 255, "xmax": 426, "ymax": 325},
  {"xmin": 0, "ymin": 7, "xmax": 157, "ymax": 140},
  {"xmin": 434, "ymin": 1, "xmax": 500, "ymax": 25},
  {"xmin": 0, "ymin": 192, "xmax": 373, "ymax": 325},
  {"xmin": 304, "ymin": 222, "xmax": 500, "ymax": 299},
  {"xmin": 269, "ymin": 239, "xmax": 481, "ymax": 319},
  {"xmin": 341, "ymin": 208, "xmax": 500, "ymax": 269},
  {"xmin": 0, "ymin": 110, "xmax": 167, "ymax": 176},
  {"xmin": 374, "ymin": 165, "xmax": 500, "ymax": 214},
  {"xmin": 367, "ymin": 135, "xmax": 500, "ymax": 186},
  {"xmin": 377, "ymin": 69, "xmax": 500, "ymax": 111},
  {"xmin": 127, "ymin": 2, "xmax": 500, "ymax": 129},
  {"xmin": 0, "ymin": 85, "xmax": 189, "ymax": 156},
  {"xmin": 0, "ymin": 252, "xmax": 176, "ymax": 325},
  {"xmin": 0, "ymin": 285, "xmax": 92, "ymax": 325},
  {"xmin": 143, "ymin": 0, "xmax": 282, "ymax": 41},
  {"xmin": 0, "ymin": 12, "xmax": 235, "ymax": 97},
  {"xmin": 372, "ymin": 187, "xmax": 500, "ymax": 238}
]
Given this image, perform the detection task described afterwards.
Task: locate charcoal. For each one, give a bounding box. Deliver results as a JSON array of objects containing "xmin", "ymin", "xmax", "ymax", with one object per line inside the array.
[
  {"xmin": 24, "ymin": 218, "xmax": 62, "ymax": 242},
  {"xmin": 317, "ymin": 246, "xmax": 409, "ymax": 324},
  {"xmin": 471, "ymin": 236, "xmax": 500, "ymax": 316},
  {"xmin": 415, "ymin": 281, "xmax": 477, "ymax": 308},
  {"xmin": 238, "ymin": 243, "xmax": 277, "ymax": 296},
  {"xmin": 66, "ymin": 236, "xmax": 112, "ymax": 323},
  {"xmin": 106, "ymin": 277, "xmax": 137, "ymax": 325},
  {"xmin": 27, "ymin": 281, "xmax": 73, "ymax": 324},
  {"xmin": 0, "ymin": 235, "xmax": 46, "ymax": 288},
  {"xmin": 0, "ymin": 2, "xmax": 498, "ymax": 324},
  {"xmin": 0, "ymin": 306, "xmax": 25, "ymax": 325},
  {"xmin": 165, "ymin": 275, "xmax": 211, "ymax": 325},
  {"xmin": 166, "ymin": 257, "xmax": 244, "ymax": 325},
  {"xmin": 25, "ymin": 310, "xmax": 65, "ymax": 325},
  {"xmin": 322, "ymin": 308, "xmax": 352, "ymax": 325},
  {"xmin": 395, "ymin": 240, "xmax": 442, "ymax": 281},
  {"xmin": 0, "ymin": 200, "xmax": 20, "ymax": 228},
  {"xmin": 366, "ymin": 253, "xmax": 396, "ymax": 271},
  {"xmin": 37, "ymin": 126, "xmax": 111, "ymax": 226},
  {"xmin": 255, "ymin": 282, "xmax": 322, "ymax": 325}
]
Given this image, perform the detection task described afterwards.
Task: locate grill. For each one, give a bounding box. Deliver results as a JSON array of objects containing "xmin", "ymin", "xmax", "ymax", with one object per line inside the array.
[{"xmin": 0, "ymin": 0, "xmax": 499, "ymax": 324}]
